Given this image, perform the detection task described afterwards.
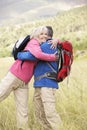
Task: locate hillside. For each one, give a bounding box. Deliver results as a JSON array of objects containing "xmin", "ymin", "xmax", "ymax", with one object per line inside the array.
[
  {"xmin": 0, "ymin": 0, "xmax": 87, "ymax": 26},
  {"xmin": 0, "ymin": 5, "xmax": 87, "ymax": 58}
]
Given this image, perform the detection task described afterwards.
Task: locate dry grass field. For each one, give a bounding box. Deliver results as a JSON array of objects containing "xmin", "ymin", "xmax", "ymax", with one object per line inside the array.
[{"xmin": 0, "ymin": 57, "xmax": 87, "ymax": 130}]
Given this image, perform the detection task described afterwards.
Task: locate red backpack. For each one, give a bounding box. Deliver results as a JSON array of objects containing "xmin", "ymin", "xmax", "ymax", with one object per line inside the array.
[
  {"xmin": 57, "ymin": 41, "xmax": 73, "ymax": 82},
  {"xmin": 34, "ymin": 40, "xmax": 73, "ymax": 83}
]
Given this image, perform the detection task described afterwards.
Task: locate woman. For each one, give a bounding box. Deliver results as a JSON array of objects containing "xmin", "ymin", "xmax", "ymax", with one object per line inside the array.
[{"xmin": 0, "ymin": 26, "xmax": 57, "ymax": 130}]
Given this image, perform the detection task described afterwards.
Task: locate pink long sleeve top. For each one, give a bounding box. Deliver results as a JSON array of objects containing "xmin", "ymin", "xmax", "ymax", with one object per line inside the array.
[{"xmin": 10, "ymin": 39, "xmax": 56, "ymax": 83}]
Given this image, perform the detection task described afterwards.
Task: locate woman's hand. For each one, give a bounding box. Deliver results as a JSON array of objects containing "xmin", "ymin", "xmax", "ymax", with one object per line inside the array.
[{"xmin": 48, "ymin": 39, "xmax": 60, "ymax": 49}]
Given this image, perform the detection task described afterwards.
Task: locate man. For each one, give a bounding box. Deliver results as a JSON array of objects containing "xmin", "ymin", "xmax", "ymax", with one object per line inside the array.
[{"xmin": 17, "ymin": 26, "xmax": 62, "ymax": 130}]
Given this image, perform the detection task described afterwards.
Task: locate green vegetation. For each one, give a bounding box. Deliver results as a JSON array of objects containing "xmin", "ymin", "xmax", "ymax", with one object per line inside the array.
[{"xmin": 0, "ymin": 5, "xmax": 87, "ymax": 58}]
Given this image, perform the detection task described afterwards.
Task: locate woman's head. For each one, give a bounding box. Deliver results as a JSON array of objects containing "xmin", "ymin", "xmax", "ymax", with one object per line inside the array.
[{"xmin": 30, "ymin": 26, "xmax": 48, "ymax": 43}]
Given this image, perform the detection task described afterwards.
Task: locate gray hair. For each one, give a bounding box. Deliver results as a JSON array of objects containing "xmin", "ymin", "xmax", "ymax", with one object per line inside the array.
[{"xmin": 30, "ymin": 26, "xmax": 47, "ymax": 39}]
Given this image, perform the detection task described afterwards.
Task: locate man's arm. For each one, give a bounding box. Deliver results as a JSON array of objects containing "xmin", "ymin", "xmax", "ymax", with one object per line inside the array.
[{"xmin": 17, "ymin": 51, "xmax": 38, "ymax": 61}]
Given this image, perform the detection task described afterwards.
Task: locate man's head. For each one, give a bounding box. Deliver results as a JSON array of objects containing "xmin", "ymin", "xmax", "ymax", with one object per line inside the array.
[{"xmin": 46, "ymin": 26, "xmax": 53, "ymax": 39}]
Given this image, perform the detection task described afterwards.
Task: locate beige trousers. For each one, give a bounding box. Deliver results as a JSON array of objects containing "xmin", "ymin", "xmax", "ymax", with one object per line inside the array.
[
  {"xmin": 33, "ymin": 87, "xmax": 62, "ymax": 130},
  {"xmin": 0, "ymin": 72, "xmax": 29, "ymax": 129}
]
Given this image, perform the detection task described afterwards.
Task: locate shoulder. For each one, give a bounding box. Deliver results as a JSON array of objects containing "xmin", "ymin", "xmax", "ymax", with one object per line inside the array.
[
  {"xmin": 29, "ymin": 38, "xmax": 39, "ymax": 44},
  {"xmin": 26, "ymin": 38, "xmax": 39, "ymax": 47},
  {"xmin": 24, "ymin": 38, "xmax": 39, "ymax": 50},
  {"xmin": 41, "ymin": 41, "xmax": 52, "ymax": 48}
]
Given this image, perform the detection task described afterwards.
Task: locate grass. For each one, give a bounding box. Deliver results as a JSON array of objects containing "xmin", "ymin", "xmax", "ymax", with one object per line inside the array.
[
  {"xmin": 0, "ymin": 57, "xmax": 87, "ymax": 130},
  {"xmin": 0, "ymin": 5, "xmax": 87, "ymax": 57}
]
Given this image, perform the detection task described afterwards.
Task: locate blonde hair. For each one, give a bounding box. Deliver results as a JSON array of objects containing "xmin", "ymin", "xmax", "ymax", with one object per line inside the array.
[{"xmin": 30, "ymin": 26, "xmax": 47, "ymax": 39}]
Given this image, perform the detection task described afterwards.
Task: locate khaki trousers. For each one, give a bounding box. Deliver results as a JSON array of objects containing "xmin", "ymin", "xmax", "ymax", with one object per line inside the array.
[
  {"xmin": 33, "ymin": 87, "xmax": 62, "ymax": 130},
  {"xmin": 0, "ymin": 72, "xmax": 29, "ymax": 129}
]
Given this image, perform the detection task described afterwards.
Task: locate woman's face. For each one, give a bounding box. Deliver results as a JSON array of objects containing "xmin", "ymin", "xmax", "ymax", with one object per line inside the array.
[{"xmin": 38, "ymin": 29, "xmax": 48, "ymax": 44}]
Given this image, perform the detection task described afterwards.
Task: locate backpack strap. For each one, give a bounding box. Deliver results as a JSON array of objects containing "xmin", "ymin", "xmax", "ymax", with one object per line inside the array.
[
  {"xmin": 46, "ymin": 62, "xmax": 56, "ymax": 73},
  {"xmin": 35, "ymin": 45, "xmax": 62, "ymax": 81},
  {"xmin": 56, "ymin": 44, "xmax": 62, "ymax": 73},
  {"xmin": 34, "ymin": 71, "xmax": 57, "ymax": 80}
]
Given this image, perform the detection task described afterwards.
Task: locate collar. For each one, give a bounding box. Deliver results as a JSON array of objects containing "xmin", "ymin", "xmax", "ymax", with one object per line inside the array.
[{"xmin": 47, "ymin": 38, "xmax": 52, "ymax": 41}]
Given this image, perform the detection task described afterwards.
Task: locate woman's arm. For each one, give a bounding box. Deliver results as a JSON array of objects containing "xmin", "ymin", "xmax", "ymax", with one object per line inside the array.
[{"xmin": 25, "ymin": 39, "xmax": 57, "ymax": 61}]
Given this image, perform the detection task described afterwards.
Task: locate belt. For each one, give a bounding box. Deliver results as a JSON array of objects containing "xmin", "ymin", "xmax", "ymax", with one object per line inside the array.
[{"xmin": 34, "ymin": 72, "xmax": 57, "ymax": 81}]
